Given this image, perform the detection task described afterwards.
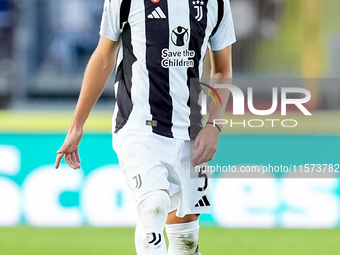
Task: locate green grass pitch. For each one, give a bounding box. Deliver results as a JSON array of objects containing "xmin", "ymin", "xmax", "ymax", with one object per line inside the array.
[{"xmin": 1, "ymin": 227, "xmax": 340, "ymax": 255}]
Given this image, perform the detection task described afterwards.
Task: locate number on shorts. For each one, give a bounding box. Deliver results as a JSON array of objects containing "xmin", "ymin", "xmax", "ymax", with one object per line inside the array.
[{"xmin": 197, "ymin": 166, "xmax": 208, "ymax": 191}]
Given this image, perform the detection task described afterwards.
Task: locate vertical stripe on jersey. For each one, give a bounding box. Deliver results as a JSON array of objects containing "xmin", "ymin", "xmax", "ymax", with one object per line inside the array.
[
  {"xmin": 187, "ymin": 0, "xmax": 209, "ymax": 139},
  {"xmin": 144, "ymin": 0, "xmax": 173, "ymax": 138},
  {"xmin": 211, "ymin": 0, "xmax": 224, "ymax": 37},
  {"xmin": 167, "ymin": 0, "xmax": 191, "ymax": 139},
  {"xmin": 114, "ymin": 0, "xmax": 136, "ymax": 133},
  {"xmin": 120, "ymin": 0, "xmax": 132, "ymax": 29}
]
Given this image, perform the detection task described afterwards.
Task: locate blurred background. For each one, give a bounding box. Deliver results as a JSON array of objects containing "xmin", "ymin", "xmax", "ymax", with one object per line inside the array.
[
  {"xmin": 0, "ymin": 0, "xmax": 339, "ymax": 108},
  {"xmin": 0, "ymin": 0, "xmax": 340, "ymax": 254}
]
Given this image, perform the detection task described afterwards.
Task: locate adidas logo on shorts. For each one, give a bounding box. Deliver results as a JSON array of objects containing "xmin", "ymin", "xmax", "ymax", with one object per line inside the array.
[{"xmin": 195, "ymin": 195, "xmax": 210, "ymax": 207}]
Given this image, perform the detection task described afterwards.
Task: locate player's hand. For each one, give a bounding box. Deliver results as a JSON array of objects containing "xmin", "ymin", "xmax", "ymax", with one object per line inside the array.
[
  {"xmin": 191, "ymin": 124, "xmax": 220, "ymax": 166},
  {"xmin": 55, "ymin": 128, "xmax": 83, "ymax": 170}
]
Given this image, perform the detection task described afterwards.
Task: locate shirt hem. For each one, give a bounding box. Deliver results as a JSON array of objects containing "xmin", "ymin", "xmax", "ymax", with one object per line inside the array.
[
  {"xmin": 99, "ymin": 31, "xmax": 120, "ymax": 42},
  {"xmin": 209, "ymin": 37, "xmax": 236, "ymax": 52}
]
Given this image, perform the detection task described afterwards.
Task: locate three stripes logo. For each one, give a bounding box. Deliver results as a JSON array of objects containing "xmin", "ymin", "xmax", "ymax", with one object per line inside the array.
[
  {"xmin": 195, "ymin": 195, "xmax": 210, "ymax": 207},
  {"xmin": 148, "ymin": 232, "xmax": 162, "ymax": 246},
  {"xmin": 148, "ymin": 6, "xmax": 166, "ymax": 19},
  {"xmin": 133, "ymin": 174, "xmax": 142, "ymax": 189}
]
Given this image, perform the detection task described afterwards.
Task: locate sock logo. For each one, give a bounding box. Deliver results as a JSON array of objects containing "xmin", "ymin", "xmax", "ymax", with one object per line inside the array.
[
  {"xmin": 148, "ymin": 232, "xmax": 162, "ymax": 245},
  {"xmin": 133, "ymin": 174, "xmax": 142, "ymax": 189},
  {"xmin": 195, "ymin": 195, "xmax": 210, "ymax": 207}
]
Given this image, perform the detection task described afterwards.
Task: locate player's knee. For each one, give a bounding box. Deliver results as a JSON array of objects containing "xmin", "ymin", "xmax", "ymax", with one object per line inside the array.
[
  {"xmin": 136, "ymin": 190, "xmax": 170, "ymax": 220},
  {"xmin": 135, "ymin": 190, "xmax": 170, "ymax": 252}
]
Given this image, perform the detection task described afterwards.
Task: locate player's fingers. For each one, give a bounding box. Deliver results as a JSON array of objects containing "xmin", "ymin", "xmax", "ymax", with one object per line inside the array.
[
  {"xmin": 55, "ymin": 153, "xmax": 64, "ymax": 169},
  {"xmin": 57, "ymin": 142, "xmax": 67, "ymax": 153},
  {"xmin": 192, "ymin": 147, "xmax": 205, "ymax": 166},
  {"xmin": 57, "ymin": 140, "xmax": 75, "ymax": 154},
  {"xmin": 204, "ymin": 143, "xmax": 217, "ymax": 162},
  {"xmin": 192, "ymin": 147, "xmax": 203, "ymax": 164},
  {"xmin": 206, "ymin": 150, "xmax": 216, "ymax": 162},
  {"xmin": 70, "ymin": 151, "xmax": 78, "ymax": 164},
  {"xmin": 75, "ymin": 150, "xmax": 81, "ymax": 163},
  {"xmin": 71, "ymin": 151, "xmax": 81, "ymax": 169},
  {"xmin": 65, "ymin": 154, "xmax": 77, "ymax": 170},
  {"xmin": 198, "ymin": 148, "xmax": 211, "ymax": 165},
  {"xmin": 70, "ymin": 152, "xmax": 78, "ymax": 167},
  {"xmin": 193, "ymin": 136, "xmax": 200, "ymax": 150}
]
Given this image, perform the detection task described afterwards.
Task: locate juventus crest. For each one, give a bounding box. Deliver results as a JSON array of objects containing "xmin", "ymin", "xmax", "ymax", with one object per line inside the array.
[{"xmin": 193, "ymin": 0, "xmax": 205, "ymax": 21}]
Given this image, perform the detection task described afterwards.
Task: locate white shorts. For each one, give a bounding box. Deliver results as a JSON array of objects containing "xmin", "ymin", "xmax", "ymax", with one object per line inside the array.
[{"xmin": 112, "ymin": 124, "xmax": 210, "ymax": 218}]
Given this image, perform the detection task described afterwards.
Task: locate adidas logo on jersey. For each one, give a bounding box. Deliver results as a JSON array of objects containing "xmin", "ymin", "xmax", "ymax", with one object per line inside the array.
[
  {"xmin": 195, "ymin": 195, "xmax": 210, "ymax": 207},
  {"xmin": 148, "ymin": 7, "xmax": 166, "ymax": 19}
]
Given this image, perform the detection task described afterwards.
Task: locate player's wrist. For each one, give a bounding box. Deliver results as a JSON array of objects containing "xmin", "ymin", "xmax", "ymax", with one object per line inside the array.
[
  {"xmin": 68, "ymin": 123, "xmax": 84, "ymax": 135},
  {"xmin": 206, "ymin": 121, "xmax": 221, "ymax": 133}
]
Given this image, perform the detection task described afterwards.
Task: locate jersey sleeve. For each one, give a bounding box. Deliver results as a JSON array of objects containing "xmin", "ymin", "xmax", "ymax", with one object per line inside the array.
[
  {"xmin": 209, "ymin": 0, "xmax": 236, "ymax": 51},
  {"xmin": 99, "ymin": 0, "xmax": 122, "ymax": 41}
]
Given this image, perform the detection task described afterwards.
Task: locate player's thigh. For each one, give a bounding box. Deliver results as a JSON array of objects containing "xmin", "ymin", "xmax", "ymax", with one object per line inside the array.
[
  {"xmin": 167, "ymin": 140, "xmax": 211, "ymax": 218},
  {"xmin": 114, "ymin": 128, "xmax": 172, "ymax": 200},
  {"xmin": 166, "ymin": 210, "xmax": 199, "ymax": 224}
]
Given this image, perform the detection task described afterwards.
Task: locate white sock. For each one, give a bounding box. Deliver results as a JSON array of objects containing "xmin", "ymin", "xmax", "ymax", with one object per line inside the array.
[
  {"xmin": 135, "ymin": 190, "xmax": 170, "ymax": 255},
  {"xmin": 165, "ymin": 220, "xmax": 200, "ymax": 255}
]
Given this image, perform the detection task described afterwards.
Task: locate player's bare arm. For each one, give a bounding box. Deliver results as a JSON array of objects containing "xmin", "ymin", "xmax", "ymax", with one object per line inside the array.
[
  {"xmin": 55, "ymin": 36, "xmax": 120, "ymax": 170},
  {"xmin": 191, "ymin": 45, "xmax": 232, "ymax": 166}
]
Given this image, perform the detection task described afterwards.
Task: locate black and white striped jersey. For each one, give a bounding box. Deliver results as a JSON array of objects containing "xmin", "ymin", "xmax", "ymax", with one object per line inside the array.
[{"xmin": 100, "ymin": 0, "xmax": 236, "ymax": 140}]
